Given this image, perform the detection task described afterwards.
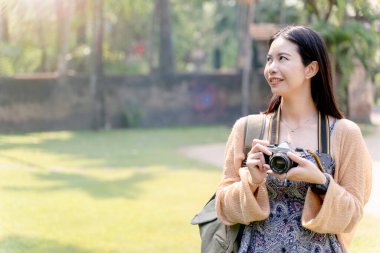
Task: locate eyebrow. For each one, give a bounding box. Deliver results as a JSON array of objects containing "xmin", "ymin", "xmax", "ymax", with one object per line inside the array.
[{"xmin": 267, "ymin": 52, "xmax": 292, "ymax": 57}]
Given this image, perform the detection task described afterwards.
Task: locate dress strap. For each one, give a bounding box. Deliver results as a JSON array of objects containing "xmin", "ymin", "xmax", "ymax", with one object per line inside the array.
[
  {"xmin": 329, "ymin": 118, "xmax": 337, "ymax": 136},
  {"xmin": 319, "ymin": 113, "xmax": 330, "ymax": 155}
]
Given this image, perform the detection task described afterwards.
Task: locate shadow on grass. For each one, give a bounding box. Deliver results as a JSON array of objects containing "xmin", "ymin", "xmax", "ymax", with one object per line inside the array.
[
  {"xmin": 4, "ymin": 170, "xmax": 153, "ymax": 199},
  {"xmin": 0, "ymin": 235, "xmax": 94, "ymax": 253},
  {"xmin": 0, "ymin": 127, "xmax": 228, "ymax": 170}
]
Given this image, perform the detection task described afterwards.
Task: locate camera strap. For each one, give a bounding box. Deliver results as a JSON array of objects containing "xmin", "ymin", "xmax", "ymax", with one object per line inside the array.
[{"xmin": 268, "ymin": 107, "xmax": 330, "ymax": 155}]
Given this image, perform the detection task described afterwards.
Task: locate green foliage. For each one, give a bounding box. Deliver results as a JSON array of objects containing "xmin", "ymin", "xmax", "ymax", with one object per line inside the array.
[
  {"xmin": 314, "ymin": 21, "xmax": 378, "ymax": 112},
  {"xmin": 0, "ymin": 0, "xmax": 378, "ymax": 78},
  {"xmin": 0, "ymin": 43, "xmax": 42, "ymax": 75},
  {"xmin": 103, "ymin": 0, "xmax": 153, "ymax": 74},
  {"xmin": 307, "ymin": 0, "xmax": 380, "ymax": 114},
  {"xmin": 254, "ymin": 0, "xmax": 301, "ymax": 24},
  {"xmin": 375, "ymin": 73, "xmax": 380, "ymax": 105},
  {"xmin": 122, "ymin": 100, "xmax": 143, "ymax": 128},
  {"xmin": 170, "ymin": 0, "xmax": 238, "ymax": 72},
  {"xmin": 0, "ymin": 0, "xmax": 57, "ymax": 75}
]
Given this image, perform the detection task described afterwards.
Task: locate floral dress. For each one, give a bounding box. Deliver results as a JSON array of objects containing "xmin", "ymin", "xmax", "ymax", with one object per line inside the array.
[{"xmin": 238, "ymin": 151, "xmax": 343, "ymax": 253}]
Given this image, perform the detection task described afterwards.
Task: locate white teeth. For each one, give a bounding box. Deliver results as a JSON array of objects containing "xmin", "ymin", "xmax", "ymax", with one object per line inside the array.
[{"xmin": 270, "ymin": 78, "xmax": 282, "ymax": 82}]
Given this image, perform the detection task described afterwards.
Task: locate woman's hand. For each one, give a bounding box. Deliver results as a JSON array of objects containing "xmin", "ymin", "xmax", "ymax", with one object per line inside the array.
[
  {"xmin": 268, "ymin": 151, "xmax": 326, "ymax": 184},
  {"xmin": 245, "ymin": 139, "xmax": 272, "ymax": 184}
]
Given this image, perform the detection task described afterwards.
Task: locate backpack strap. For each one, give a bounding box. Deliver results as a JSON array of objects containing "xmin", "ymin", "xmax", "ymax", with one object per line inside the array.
[
  {"xmin": 191, "ymin": 115, "xmax": 266, "ymax": 252},
  {"xmin": 242, "ymin": 114, "xmax": 266, "ymax": 166},
  {"xmin": 244, "ymin": 114, "xmax": 266, "ymax": 155}
]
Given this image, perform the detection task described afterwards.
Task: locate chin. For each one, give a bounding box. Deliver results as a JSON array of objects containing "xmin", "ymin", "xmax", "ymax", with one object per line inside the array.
[{"xmin": 270, "ymin": 87, "xmax": 284, "ymax": 96}]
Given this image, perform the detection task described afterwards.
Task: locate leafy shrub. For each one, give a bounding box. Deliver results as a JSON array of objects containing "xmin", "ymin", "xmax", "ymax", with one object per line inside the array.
[{"xmin": 122, "ymin": 100, "xmax": 143, "ymax": 127}]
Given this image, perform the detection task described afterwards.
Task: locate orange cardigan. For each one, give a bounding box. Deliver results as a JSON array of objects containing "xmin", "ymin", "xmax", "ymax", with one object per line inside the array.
[{"xmin": 215, "ymin": 115, "xmax": 372, "ymax": 252}]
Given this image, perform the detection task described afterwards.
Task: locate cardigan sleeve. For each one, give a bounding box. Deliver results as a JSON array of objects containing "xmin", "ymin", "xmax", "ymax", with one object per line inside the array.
[
  {"xmin": 215, "ymin": 117, "xmax": 270, "ymax": 225},
  {"xmin": 302, "ymin": 119, "xmax": 372, "ymax": 237}
]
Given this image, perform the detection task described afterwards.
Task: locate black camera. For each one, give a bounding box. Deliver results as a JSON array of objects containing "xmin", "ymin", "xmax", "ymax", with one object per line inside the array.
[{"xmin": 264, "ymin": 142, "xmax": 304, "ymax": 174}]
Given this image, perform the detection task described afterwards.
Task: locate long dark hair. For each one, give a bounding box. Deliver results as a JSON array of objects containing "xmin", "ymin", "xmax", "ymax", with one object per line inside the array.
[{"xmin": 263, "ymin": 25, "xmax": 343, "ymax": 119}]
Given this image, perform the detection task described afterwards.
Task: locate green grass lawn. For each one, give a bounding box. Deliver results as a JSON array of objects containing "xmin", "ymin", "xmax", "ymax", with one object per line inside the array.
[
  {"xmin": 0, "ymin": 126, "xmax": 229, "ymax": 253},
  {"xmin": 0, "ymin": 126, "xmax": 378, "ymax": 252}
]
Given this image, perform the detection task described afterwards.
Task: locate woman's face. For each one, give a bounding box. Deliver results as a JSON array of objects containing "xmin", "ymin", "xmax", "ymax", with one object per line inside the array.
[{"xmin": 264, "ymin": 37, "xmax": 309, "ymax": 97}]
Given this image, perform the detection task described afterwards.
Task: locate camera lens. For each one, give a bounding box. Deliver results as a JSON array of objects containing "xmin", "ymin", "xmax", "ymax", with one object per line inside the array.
[{"xmin": 269, "ymin": 153, "xmax": 292, "ymax": 174}]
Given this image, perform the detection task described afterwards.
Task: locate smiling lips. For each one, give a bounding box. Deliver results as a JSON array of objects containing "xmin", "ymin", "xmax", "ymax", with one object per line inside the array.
[{"xmin": 269, "ymin": 77, "xmax": 284, "ymax": 86}]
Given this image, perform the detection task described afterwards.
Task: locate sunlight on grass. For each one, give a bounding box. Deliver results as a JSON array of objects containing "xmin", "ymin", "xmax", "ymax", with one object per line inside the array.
[
  {"xmin": 0, "ymin": 126, "xmax": 377, "ymax": 252},
  {"xmin": 0, "ymin": 166, "xmax": 221, "ymax": 253},
  {"xmin": 0, "ymin": 126, "xmax": 229, "ymax": 253},
  {"xmin": 0, "ymin": 131, "xmax": 73, "ymax": 145},
  {"xmin": 0, "ymin": 148, "xmax": 106, "ymax": 170}
]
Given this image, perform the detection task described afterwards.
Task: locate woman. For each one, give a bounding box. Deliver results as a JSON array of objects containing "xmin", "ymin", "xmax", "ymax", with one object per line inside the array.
[{"xmin": 215, "ymin": 26, "xmax": 372, "ymax": 252}]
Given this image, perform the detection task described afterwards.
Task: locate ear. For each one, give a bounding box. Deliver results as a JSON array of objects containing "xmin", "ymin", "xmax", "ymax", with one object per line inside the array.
[{"xmin": 305, "ymin": 61, "xmax": 319, "ymax": 79}]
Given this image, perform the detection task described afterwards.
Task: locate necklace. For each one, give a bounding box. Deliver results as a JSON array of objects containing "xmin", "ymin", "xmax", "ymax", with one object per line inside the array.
[{"xmin": 281, "ymin": 115, "xmax": 316, "ymax": 133}]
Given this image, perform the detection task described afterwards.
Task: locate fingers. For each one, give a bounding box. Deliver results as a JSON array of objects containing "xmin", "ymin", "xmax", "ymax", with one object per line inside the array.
[
  {"xmin": 250, "ymin": 139, "xmax": 272, "ymax": 156},
  {"xmin": 287, "ymin": 151, "xmax": 306, "ymax": 166},
  {"xmin": 245, "ymin": 139, "xmax": 272, "ymax": 171},
  {"xmin": 246, "ymin": 152, "xmax": 266, "ymax": 170},
  {"xmin": 263, "ymin": 164, "xmax": 271, "ymax": 171}
]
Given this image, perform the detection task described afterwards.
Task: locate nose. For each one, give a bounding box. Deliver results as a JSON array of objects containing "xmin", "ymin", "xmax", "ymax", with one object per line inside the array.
[{"xmin": 267, "ymin": 60, "xmax": 278, "ymax": 74}]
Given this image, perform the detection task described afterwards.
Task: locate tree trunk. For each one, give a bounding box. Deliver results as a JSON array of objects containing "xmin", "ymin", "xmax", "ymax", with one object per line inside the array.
[
  {"xmin": 91, "ymin": 0, "xmax": 103, "ymax": 76},
  {"xmin": 148, "ymin": 2, "xmax": 158, "ymax": 73},
  {"xmin": 156, "ymin": 0, "xmax": 174, "ymax": 75},
  {"xmin": 0, "ymin": 3, "xmax": 10, "ymax": 42},
  {"xmin": 75, "ymin": 0, "xmax": 88, "ymax": 73},
  {"xmin": 37, "ymin": 18, "xmax": 47, "ymax": 72},
  {"xmin": 279, "ymin": 0, "xmax": 286, "ymax": 26},
  {"xmin": 32, "ymin": 2, "xmax": 47, "ymax": 72},
  {"xmin": 56, "ymin": 0, "xmax": 73, "ymax": 76},
  {"xmin": 91, "ymin": 0, "xmax": 106, "ymax": 129},
  {"xmin": 240, "ymin": 3, "xmax": 255, "ymax": 116},
  {"xmin": 76, "ymin": 0, "xmax": 88, "ymax": 45},
  {"xmin": 236, "ymin": 5, "xmax": 246, "ymax": 70}
]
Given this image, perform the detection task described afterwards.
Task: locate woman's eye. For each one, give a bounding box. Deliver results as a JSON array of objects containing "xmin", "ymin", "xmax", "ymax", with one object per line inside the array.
[
  {"xmin": 279, "ymin": 56, "xmax": 288, "ymax": 61},
  {"xmin": 266, "ymin": 57, "xmax": 272, "ymax": 62}
]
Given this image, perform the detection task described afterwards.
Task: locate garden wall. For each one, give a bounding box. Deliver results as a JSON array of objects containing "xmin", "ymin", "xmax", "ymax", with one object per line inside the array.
[{"xmin": 0, "ymin": 73, "xmax": 270, "ymax": 132}]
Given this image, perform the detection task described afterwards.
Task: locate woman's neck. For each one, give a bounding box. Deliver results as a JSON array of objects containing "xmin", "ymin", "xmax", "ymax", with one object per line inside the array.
[{"xmin": 280, "ymin": 97, "xmax": 317, "ymax": 125}]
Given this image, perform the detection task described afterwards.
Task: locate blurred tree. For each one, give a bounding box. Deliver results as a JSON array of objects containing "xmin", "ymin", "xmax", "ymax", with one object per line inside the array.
[
  {"xmin": 306, "ymin": 0, "xmax": 380, "ymax": 114},
  {"xmin": 171, "ymin": 0, "xmax": 237, "ymax": 72},
  {"xmin": 0, "ymin": 0, "xmax": 57, "ymax": 75},
  {"xmin": 253, "ymin": 0, "xmax": 301, "ymax": 24},
  {"xmin": 0, "ymin": 0, "xmax": 242, "ymax": 75},
  {"xmin": 237, "ymin": 1, "xmax": 255, "ymax": 116},
  {"xmin": 73, "ymin": 0, "xmax": 89, "ymax": 73},
  {"xmin": 0, "ymin": 0, "xmax": 10, "ymax": 75},
  {"xmin": 172, "ymin": 0, "xmax": 211, "ymax": 72},
  {"xmin": 76, "ymin": 0, "xmax": 88, "ymax": 45},
  {"xmin": 35, "ymin": 3, "xmax": 48, "ymax": 72},
  {"xmin": 91, "ymin": 0, "xmax": 107, "ymax": 129},
  {"xmin": 91, "ymin": 0, "xmax": 104, "ymax": 77},
  {"xmin": 56, "ymin": 0, "xmax": 74, "ymax": 76},
  {"xmin": 214, "ymin": 0, "xmax": 238, "ymax": 71},
  {"xmin": 102, "ymin": 0, "xmax": 152, "ymax": 74},
  {"xmin": 0, "ymin": 1, "xmax": 10, "ymax": 43},
  {"xmin": 155, "ymin": 0, "xmax": 174, "ymax": 75}
]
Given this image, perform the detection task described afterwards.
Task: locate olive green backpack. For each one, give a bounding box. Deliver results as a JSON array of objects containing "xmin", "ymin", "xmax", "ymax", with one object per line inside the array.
[{"xmin": 191, "ymin": 114, "xmax": 266, "ymax": 253}]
